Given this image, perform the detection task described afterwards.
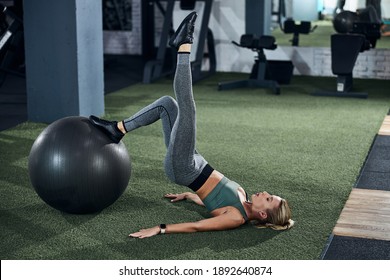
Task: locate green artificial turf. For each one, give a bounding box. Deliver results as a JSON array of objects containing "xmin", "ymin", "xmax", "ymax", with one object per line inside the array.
[{"xmin": 1, "ymin": 74, "xmax": 389, "ymax": 260}]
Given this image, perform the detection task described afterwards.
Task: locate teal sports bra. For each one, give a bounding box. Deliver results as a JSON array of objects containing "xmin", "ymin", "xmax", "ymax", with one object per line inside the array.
[{"xmin": 202, "ymin": 176, "xmax": 248, "ymax": 221}]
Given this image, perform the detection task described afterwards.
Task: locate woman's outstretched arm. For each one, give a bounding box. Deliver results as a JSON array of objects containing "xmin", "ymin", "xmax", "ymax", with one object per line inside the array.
[{"xmin": 129, "ymin": 208, "xmax": 244, "ymax": 239}]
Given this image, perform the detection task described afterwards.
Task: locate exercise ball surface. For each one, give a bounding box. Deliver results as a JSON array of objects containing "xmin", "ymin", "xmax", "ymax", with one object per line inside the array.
[
  {"xmin": 333, "ymin": 11, "xmax": 358, "ymax": 33},
  {"xmin": 28, "ymin": 116, "xmax": 131, "ymax": 214}
]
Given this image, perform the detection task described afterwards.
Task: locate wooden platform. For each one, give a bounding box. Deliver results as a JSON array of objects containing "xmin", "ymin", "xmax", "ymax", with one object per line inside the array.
[
  {"xmin": 333, "ymin": 188, "xmax": 390, "ymax": 241},
  {"xmin": 379, "ymin": 115, "xmax": 390, "ymax": 136}
]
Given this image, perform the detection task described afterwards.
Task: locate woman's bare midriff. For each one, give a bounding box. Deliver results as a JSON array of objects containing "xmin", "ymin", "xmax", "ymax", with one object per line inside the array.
[{"xmin": 195, "ymin": 170, "xmax": 224, "ymax": 200}]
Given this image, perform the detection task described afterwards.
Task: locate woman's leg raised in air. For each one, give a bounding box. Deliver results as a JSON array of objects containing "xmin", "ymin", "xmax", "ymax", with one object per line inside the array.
[{"xmin": 163, "ymin": 48, "xmax": 209, "ymax": 187}]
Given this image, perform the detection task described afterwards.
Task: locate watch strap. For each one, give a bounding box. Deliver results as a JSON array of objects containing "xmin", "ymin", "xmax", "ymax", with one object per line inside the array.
[{"xmin": 159, "ymin": 224, "xmax": 166, "ymax": 234}]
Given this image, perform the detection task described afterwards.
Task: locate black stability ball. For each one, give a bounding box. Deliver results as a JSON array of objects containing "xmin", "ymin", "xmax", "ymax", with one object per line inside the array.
[
  {"xmin": 333, "ymin": 11, "xmax": 359, "ymax": 33},
  {"xmin": 28, "ymin": 116, "xmax": 131, "ymax": 214}
]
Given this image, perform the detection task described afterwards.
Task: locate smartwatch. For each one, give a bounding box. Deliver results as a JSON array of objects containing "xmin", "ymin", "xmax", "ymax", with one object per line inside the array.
[{"xmin": 159, "ymin": 224, "xmax": 166, "ymax": 234}]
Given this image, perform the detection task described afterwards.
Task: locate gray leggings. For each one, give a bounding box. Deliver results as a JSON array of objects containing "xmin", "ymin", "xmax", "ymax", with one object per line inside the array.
[{"xmin": 123, "ymin": 53, "xmax": 211, "ymax": 189}]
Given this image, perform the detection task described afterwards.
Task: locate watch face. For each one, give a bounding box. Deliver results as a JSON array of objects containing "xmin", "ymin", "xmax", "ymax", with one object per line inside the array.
[{"xmin": 160, "ymin": 224, "xmax": 166, "ymax": 229}]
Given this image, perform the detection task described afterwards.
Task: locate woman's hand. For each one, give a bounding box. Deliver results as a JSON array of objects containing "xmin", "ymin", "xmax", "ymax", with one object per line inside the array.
[
  {"xmin": 129, "ymin": 226, "xmax": 160, "ymax": 239},
  {"xmin": 164, "ymin": 193, "xmax": 187, "ymax": 202},
  {"xmin": 165, "ymin": 192, "xmax": 205, "ymax": 206}
]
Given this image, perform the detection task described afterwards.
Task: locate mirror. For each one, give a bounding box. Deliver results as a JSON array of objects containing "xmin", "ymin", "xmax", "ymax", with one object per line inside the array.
[{"xmin": 271, "ymin": 0, "xmax": 390, "ymax": 49}]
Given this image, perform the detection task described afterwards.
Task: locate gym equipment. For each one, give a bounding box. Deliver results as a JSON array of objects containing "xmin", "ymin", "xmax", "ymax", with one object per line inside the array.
[
  {"xmin": 0, "ymin": 4, "xmax": 25, "ymax": 86},
  {"xmin": 272, "ymin": 0, "xmax": 317, "ymax": 46},
  {"xmin": 218, "ymin": 34, "xmax": 287, "ymax": 95},
  {"xmin": 272, "ymin": 0, "xmax": 286, "ymax": 27},
  {"xmin": 312, "ymin": 33, "xmax": 370, "ymax": 98},
  {"xmin": 142, "ymin": 0, "xmax": 216, "ymax": 84},
  {"xmin": 180, "ymin": 0, "xmax": 196, "ymax": 10},
  {"xmin": 333, "ymin": 0, "xmax": 346, "ymax": 17},
  {"xmin": 28, "ymin": 116, "xmax": 131, "ymax": 214},
  {"xmin": 281, "ymin": 19, "xmax": 317, "ymax": 46},
  {"xmin": 333, "ymin": 11, "xmax": 359, "ymax": 34},
  {"xmin": 102, "ymin": 0, "xmax": 132, "ymax": 31},
  {"xmin": 313, "ymin": 9, "xmax": 381, "ymax": 98},
  {"xmin": 333, "ymin": 9, "xmax": 381, "ymax": 47}
]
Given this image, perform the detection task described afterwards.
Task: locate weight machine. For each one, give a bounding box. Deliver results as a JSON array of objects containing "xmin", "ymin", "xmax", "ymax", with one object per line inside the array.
[
  {"xmin": 0, "ymin": 4, "xmax": 24, "ymax": 86},
  {"xmin": 142, "ymin": 0, "xmax": 216, "ymax": 84},
  {"xmin": 218, "ymin": 34, "xmax": 282, "ymax": 95}
]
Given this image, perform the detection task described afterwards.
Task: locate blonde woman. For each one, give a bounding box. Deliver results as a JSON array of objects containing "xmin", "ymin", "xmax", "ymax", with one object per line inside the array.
[{"xmin": 90, "ymin": 12, "xmax": 294, "ymax": 239}]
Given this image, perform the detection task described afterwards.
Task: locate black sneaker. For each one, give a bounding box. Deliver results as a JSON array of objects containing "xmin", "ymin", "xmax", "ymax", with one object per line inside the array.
[
  {"xmin": 89, "ymin": 115, "xmax": 124, "ymax": 143},
  {"xmin": 169, "ymin": 11, "xmax": 197, "ymax": 49}
]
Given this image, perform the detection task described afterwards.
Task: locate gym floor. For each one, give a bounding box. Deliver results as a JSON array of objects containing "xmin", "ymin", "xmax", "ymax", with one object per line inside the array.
[
  {"xmin": 322, "ymin": 115, "xmax": 390, "ymax": 259},
  {"xmin": 1, "ymin": 55, "xmax": 389, "ymax": 259}
]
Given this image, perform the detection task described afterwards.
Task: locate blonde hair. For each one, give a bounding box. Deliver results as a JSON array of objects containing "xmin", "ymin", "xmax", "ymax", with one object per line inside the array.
[{"xmin": 253, "ymin": 199, "xmax": 294, "ymax": 231}]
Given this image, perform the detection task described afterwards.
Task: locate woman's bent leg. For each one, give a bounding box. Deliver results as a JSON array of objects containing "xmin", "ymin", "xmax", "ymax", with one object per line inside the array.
[{"xmin": 122, "ymin": 96, "xmax": 178, "ymax": 149}]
